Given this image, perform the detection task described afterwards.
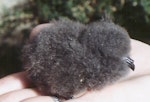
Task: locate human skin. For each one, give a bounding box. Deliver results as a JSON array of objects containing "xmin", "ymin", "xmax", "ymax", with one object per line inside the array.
[{"xmin": 0, "ymin": 24, "xmax": 150, "ymax": 102}]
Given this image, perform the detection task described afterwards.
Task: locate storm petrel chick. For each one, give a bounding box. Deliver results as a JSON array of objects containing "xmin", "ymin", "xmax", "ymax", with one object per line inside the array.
[{"xmin": 22, "ymin": 18, "xmax": 134, "ymax": 100}]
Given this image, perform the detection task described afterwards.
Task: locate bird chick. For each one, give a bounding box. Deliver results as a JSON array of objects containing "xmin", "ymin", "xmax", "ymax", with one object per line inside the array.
[{"xmin": 22, "ymin": 18, "xmax": 134, "ymax": 100}]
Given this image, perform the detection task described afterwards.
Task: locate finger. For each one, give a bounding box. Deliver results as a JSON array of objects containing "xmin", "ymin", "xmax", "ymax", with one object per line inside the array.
[
  {"xmin": 67, "ymin": 75, "xmax": 150, "ymax": 102},
  {"xmin": 123, "ymin": 39, "xmax": 150, "ymax": 81},
  {"xmin": 0, "ymin": 88, "xmax": 41, "ymax": 102},
  {"xmin": 110, "ymin": 75, "xmax": 150, "ymax": 102},
  {"xmin": 30, "ymin": 23, "xmax": 53, "ymax": 41},
  {"xmin": 21, "ymin": 96, "xmax": 54, "ymax": 102},
  {"xmin": 0, "ymin": 72, "xmax": 31, "ymax": 95}
]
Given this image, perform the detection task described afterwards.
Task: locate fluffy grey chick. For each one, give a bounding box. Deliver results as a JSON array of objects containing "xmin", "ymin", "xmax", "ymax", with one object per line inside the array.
[{"xmin": 22, "ymin": 18, "xmax": 134, "ymax": 100}]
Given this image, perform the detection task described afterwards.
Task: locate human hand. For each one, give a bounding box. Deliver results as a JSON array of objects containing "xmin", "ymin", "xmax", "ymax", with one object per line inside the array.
[{"xmin": 0, "ymin": 24, "xmax": 150, "ymax": 102}]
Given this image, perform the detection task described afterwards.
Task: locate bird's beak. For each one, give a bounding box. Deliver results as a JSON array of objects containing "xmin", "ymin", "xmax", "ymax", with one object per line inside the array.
[{"xmin": 124, "ymin": 57, "xmax": 135, "ymax": 71}]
